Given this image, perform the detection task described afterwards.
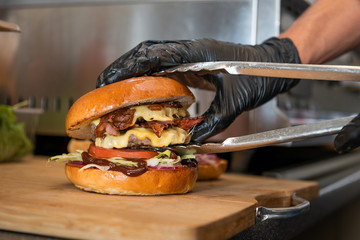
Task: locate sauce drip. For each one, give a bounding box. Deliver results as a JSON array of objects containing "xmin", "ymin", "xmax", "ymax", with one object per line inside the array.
[
  {"xmin": 181, "ymin": 158, "xmax": 198, "ymax": 168},
  {"xmin": 81, "ymin": 152, "xmax": 147, "ymax": 177}
]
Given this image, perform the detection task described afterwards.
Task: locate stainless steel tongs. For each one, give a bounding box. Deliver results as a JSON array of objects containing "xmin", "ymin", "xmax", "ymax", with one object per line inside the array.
[
  {"xmin": 157, "ymin": 61, "xmax": 360, "ymax": 81},
  {"xmin": 156, "ymin": 61, "xmax": 360, "ymax": 154},
  {"xmin": 170, "ymin": 116, "xmax": 355, "ymax": 155}
]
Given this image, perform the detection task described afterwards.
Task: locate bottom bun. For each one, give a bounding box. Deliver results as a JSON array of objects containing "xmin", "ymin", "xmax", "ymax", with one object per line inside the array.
[
  {"xmin": 65, "ymin": 163, "xmax": 198, "ymax": 195},
  {"xmin": 197, "ymin": 159, "xmax": 228, "ymax": 181}
]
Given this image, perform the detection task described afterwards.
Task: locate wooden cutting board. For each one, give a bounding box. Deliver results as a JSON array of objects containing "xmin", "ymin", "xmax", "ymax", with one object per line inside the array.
[{"xmin": 0, "ymin": 155, "xmax": 318, "ymax": 240}]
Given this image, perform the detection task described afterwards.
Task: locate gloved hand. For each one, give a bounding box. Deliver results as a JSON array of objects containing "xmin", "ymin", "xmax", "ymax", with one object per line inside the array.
[
  {"xmin": 96, "ymin": 38, "xmax": 301, "ymax": 142},
  {"xmin": 334, "ymin": 114, "xmax": 360, "ymax": 153}
]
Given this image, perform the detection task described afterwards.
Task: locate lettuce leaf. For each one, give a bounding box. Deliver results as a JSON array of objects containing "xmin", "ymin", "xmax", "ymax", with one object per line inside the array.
[
  {"xmin": 48, "ymin": 149, "xmax": 186, "ymax": 168},
  {"xmin": 0, "ymin": 104, "xmax": 33, "ymax": 162},
  {"xmin": 48, "ymin": 152, "xmax": 138, "ymax": 167},
  {"xmin": 181, "ymin": 154, "xmax": 196, "ymax": 160},
  {"xmin": 155, "ymin": 150, "xmax": 172, "ymax": 159},
  {"xmin": 48, "ymin": 151, "xmax": 83, "ymax": 162}
]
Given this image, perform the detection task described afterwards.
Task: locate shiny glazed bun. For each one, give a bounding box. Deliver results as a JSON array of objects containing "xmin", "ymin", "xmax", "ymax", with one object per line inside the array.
[
  {"xmin": 66, "ymin": 76, "xmax": 195, "ymax": 140},
  {"xmin": 65, "ymin": 163, "xmax": 198, "ymax": 195},
  {"xmin": 197, "ymin": 159, "xmax": 228, "ymax": 181}
]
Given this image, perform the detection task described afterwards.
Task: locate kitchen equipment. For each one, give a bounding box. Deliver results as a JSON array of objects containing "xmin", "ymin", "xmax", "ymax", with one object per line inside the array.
[
  {"xmin": 0, "ymin": 156, "xmax": 318, "ymax": 240},
  {"xmin": 0, "ymin": 20, "xmax": 20, "ymax": 32},
  {"xmin": 157, "ymin": 61, "xmax": 360, "ymax": 81},
  {"xmin": 0, "ymin": 0, "xmax": 281, "ymax": 138},
  {"xmin": 1, "ymin": 0, "xmax": 358, "ymax": 153},
  {"xmin": 171, "ymin": 115, "xmax": 354, "ymax": 154},
  {"xmin": 158, "ymin": 61, "xmax": 360, "ymax": 145},
  {"xmin": 0, "ymin": 20, "xmax": 20, "ymax": 105}
]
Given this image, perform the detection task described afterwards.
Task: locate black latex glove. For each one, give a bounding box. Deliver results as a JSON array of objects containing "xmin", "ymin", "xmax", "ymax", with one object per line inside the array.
[
  {"xmin": 96, "ymin": 38, "xmax": 301, "ymax": 142},
  {"xmin": 334, "ymin": 114, "xmax": 360, "ymax": 153}
]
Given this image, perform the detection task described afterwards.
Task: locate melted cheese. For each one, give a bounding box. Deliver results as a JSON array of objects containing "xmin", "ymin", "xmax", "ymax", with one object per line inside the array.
[
  {"xmin": 92, "ymin": 118, "xmax": 100, "ymax": 126},
  {"xmin": 95, "ymin": 127, "xmax": 188, "ymax": 148},
  {"xmin": 131, "ymin": 105, "xmax": 187, "ymax": 124}
]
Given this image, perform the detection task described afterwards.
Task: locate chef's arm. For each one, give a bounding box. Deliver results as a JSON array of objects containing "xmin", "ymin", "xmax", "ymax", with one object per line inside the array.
[
  {"xmin": 279, "ymin": 0, "xmax": 360, "ymax": 64},
  {"xmin": 95, "ymin": 0, "xmax": 360, "ymax": 143},
  {"xmin": 280, "ymin": 0, "xmax": 360, "ymax": 153}
]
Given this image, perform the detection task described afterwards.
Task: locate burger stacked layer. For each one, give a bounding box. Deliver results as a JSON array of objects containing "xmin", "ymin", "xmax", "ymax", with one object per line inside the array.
[
  {"xmin": 49, "ymin": 77, "xmax": 203, "ymax": 195},
  {"xmin": 93, "ymin": 102, "xmax": 202, "ymax": 149}
]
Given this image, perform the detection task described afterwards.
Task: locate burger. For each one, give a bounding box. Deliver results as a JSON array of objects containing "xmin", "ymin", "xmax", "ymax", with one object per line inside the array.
[
  {"xmin": 195, "ymin": 154, "xmax": 228, "ymax": 181},
  {"xmin": 49, "ymin": 76, "xmax": 203, "ymax": 195}
]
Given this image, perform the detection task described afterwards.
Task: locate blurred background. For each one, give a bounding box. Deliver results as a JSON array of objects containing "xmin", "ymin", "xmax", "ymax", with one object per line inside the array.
[
  {"xmin": 0, "ymin": 0, "xmax": 359, "ymax": 162},
  {"xmin": 1, "ymin": 1, "xmax": 360, "ymax": 239}
]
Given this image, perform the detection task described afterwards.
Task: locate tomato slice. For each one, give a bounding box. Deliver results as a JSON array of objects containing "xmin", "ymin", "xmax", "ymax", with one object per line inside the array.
[{"xmin": 88, "ymin": 144, "xmax": 158, "ymax": 159}]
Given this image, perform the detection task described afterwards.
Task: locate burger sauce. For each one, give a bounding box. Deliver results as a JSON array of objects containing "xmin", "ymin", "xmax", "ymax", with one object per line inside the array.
[{"xmin": 81, "ymin": 152, "xmax": 147, "ymax": 177}]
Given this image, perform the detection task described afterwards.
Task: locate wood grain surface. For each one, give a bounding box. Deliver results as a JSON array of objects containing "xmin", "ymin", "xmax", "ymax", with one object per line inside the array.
[{"xmin": 0, "ymin": 155, "xmax": 318, "ymax": 240}]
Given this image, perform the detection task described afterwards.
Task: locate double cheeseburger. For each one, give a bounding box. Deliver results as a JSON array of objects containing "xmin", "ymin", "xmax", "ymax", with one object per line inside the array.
[{"xmin": 50, "ymin": 76, "xmax": 203, "ymax": 195}]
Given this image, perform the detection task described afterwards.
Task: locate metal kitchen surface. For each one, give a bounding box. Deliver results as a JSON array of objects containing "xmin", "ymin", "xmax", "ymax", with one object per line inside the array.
[{"xmin": 0, "ymin": 0, "xmax": 280, "ymax": 136}]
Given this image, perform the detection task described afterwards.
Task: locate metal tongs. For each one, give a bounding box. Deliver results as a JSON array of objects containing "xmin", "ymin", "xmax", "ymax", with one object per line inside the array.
[
  {"xmin": 171, "ymin": 116, "xmax": 355, "ymax": 155},
  {"xmin": 157, "ymin": 61, "xmax": 360, "ymax": 81},
  {"xmin": 155, "ymin": 61, "xmax": 360, "ymax": 154}
]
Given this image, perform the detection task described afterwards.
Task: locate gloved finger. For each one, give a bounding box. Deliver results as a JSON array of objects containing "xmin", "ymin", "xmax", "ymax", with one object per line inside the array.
[
  {"xmin": 96, "ymin": 39, "xmax": 223, "ymax": 88},
  {"xmin": 334, "ymin": 114, "xmax": 360, "ymax": 153},
  {"xmin": 96, "ymin": 41, "xmax": 161, "ymax": 88},
  {"xmin": 191, "ymin": 76, "xmax": 241, "ymax": 142},
  {"xmin": 190, "ymin": 113, "xmax": 222, "ymax": 142},
  {"xmin": 164, "ymin": 72, "xmax": 219, "ymax": 91}
]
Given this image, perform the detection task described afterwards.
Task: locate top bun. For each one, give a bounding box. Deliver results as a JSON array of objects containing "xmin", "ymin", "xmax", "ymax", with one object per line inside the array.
[{"xmin": 66, "ymin": 76, "xmax": 195, "ymax": 140}]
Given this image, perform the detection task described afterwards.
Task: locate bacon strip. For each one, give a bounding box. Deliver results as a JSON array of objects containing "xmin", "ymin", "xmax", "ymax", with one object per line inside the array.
[
  {"xmin": 147, "ymin": 122, "xmax": 167, "ymax": 138},
  {"xmin": 95, "ymin": 108, "xmax": 136, "ymax": 138},
  {"xmin": 111, "ymin": 108, "xmax": 136, "ymax": 130},
  {"xmin": 135, "ymin": 117, "xmax": 204, "ymax": 137},
  {"xmin": 94, "ymin": 104, "xmax": 204, "ymax": 138},
  {"xmin": 175, "ymin": 118, "xmax": 204, "ymax": 131}
]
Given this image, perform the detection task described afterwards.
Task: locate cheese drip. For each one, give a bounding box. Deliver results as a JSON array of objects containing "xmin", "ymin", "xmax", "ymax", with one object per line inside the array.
[
  {"xmin": 131, "ymin": 105, "xmax": 188, "ymax": 124},
  {"xmin": 95, "ymin": 127, "xmax": 188, "ymax": 148}
]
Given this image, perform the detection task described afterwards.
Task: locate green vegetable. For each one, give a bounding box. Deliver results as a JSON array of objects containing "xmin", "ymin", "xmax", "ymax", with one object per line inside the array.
[
  {"xmin": 181, "ymin": 154, "xmax": 196, "ymax": 160},
  {"xmin": 155, "ymin": 150, "xmax": 172, "ymax": 159},
  {"xmin": 48, "ymin": 152, "xmax": 138, "ymax": 167},
  {"xmin": 48, "ymin": 151, "xmax": 83, "ymax": 162},
  {"xmin": 155, "ymin": 150, "xmax": 195, "ymax": 160},
  {"xmin": 0, "ymin": 104, "xmax": 33, "ymax": 162}
]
